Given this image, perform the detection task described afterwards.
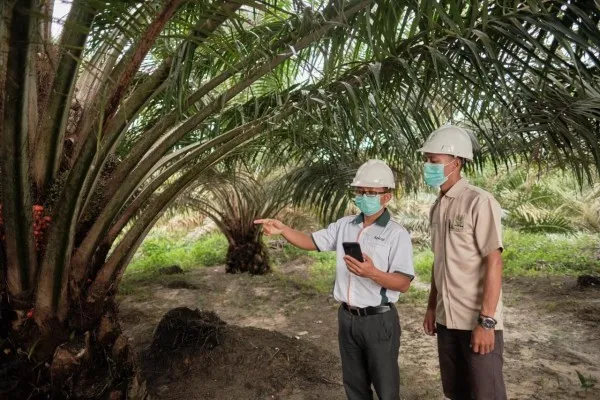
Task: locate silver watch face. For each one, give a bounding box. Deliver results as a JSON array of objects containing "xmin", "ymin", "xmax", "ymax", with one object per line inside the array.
[{"xmin": 481, "ymin": 318, "xmax": 495, "ymax": 329}]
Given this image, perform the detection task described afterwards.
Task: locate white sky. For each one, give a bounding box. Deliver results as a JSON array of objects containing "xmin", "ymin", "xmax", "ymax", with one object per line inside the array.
[{"xmin": 51, "ymin": 0, "xmax": 73, "ymax": 38}]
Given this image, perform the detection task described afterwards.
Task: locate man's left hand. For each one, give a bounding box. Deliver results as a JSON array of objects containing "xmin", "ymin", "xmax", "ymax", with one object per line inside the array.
[
  {"xmin": 344, "ymin": 254, "xmax": 378, "ymax": 279},
  {"xmin": 471, "ymin": 325, "xmax": 495, "ymax": 355}
]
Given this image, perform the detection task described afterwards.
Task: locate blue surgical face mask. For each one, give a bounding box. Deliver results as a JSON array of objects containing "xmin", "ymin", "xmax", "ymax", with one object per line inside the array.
[
  {"xmin": 423, "ymin": 160, "xmax": 456, "ymax": 188},
  {"xmin": 354, "ymin": 195, "xmax": 383, "ymax": 216}
]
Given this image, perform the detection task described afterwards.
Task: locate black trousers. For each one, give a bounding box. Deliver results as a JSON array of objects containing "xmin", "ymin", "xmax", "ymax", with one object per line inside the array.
[
  {"xmin": 437, "ymin": 324, "xmax": 507, "ymax": 400},
  {"xmin": 338, "ymin": 304, "xmax": 401, "ymax": 400}
]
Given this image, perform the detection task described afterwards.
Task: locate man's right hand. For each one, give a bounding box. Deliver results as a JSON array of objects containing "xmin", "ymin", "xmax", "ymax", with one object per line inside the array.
[
  {"xmin": 423, "ymin": 307, "xmax": 437, "ymax": 336},
  {"xmin": 254, "ymin": 219, "xmax": 285, "ymax": 236}
]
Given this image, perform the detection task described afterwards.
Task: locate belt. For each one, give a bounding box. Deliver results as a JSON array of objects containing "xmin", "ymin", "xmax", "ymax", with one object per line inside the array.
[{"xmin": 342, "ymin": 302, "xmax": 391, "ymax": 317}]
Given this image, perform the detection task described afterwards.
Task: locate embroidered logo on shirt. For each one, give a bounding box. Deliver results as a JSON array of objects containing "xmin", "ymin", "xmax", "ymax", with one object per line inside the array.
[
  {"xmin": 450, "ymin": 214, "xmax": 465, "ymax": 229},
  {"xmin": 374, "ymin": 236, "xmax": 386, "ymax": 241}
]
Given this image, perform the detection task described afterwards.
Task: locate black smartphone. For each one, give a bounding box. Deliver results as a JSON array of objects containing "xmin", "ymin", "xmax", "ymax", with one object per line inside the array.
[{"xmin": 342, "ymin": 242, "xmax": 364, "ymax": 262}]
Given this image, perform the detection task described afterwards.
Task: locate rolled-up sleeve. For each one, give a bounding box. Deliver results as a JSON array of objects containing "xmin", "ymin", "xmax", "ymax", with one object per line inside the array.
[
  {"xmin": 389, "ymin": 229, "xmax": 415, "ymax": 280},
  {"xmin": 311, "ymin": 220, "xmax": 341, "ymax": 252},
  {"xmin": 473, "ymin": 196, "xmax": 503, "ymax": 257}
]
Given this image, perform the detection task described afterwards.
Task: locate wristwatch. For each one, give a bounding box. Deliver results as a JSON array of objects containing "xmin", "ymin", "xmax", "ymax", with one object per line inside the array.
[{"xmin": 478, "ymin": 314, "xmax": 497, "ymax": 329}]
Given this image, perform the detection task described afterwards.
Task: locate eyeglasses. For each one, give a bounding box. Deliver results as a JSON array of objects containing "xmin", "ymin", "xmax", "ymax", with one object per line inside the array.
[{"xmin": 351, "ymin": 189, "xmax": 388, "ymax": 198}]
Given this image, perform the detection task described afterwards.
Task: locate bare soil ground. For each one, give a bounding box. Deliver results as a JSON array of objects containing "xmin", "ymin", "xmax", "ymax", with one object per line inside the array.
[{"xmin": 118, "ymin": 263, "xmax": 600, "ymax": 399}]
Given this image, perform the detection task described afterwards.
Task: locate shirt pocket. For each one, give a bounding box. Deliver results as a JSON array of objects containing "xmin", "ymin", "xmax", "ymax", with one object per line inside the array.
[
  {"xmin": 446, "ymin": 216, "xmax": 476, "ymax": 255},
  {"xmin": 447, "ymin": 213, "xmax": 471, "ymax": 234},
  {"xmin": 362, "ymin": 239, "xmax": 391, "ymax": 272}
]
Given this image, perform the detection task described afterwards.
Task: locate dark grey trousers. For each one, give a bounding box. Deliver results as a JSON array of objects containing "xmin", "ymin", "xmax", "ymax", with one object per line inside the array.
[
  {"xmin": 437, "ymin": 324, "xmax": 507, "ymax": 400},
  {"xmin": 338, "ymin": 304, "xmax": 401, "ymax": 400}
]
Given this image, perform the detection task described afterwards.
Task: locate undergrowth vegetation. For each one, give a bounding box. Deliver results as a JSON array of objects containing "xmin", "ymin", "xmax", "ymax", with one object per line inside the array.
[
  {"xmin": 122, "ymin": 227, "xmax": 599, "ymax": 296},
  {"xmin": 122, "ymin": 166, "xmax": 600, "ymax": 295}
]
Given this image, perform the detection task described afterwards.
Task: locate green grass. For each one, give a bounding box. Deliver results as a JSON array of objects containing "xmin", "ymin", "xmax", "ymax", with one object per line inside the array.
[
  {"xmin": 398, "ymin": 287, "xmax": 429, "ymax": 304},
  {"xmin": 502, "ymin": 230, "xmax": 600, "ymax": 276},
  {"xmin": 121, "ymin": 232, "xmax": 338, "ymax": 294},
  {"xmin": 269, "ymin": 241, "xmax": 309, "ymax": 265},
  {"xmin": 120, "ymin": 228, "xmax": 599, "ymax": 298},
  {"xmin": 121, "ymin": 232, "xmax": 228, "ymax": 291},
  {"xmin": 189, "ymin": 233, "xmax": 229, "ymax": 267},
  {"xmin": 411, "ymin": 229, "xmax": 600, "ymax": 280},
  {"xmin": 414, "ymin": 248, "xmax": 434, "ymax": 283},
  {"xmin": 269, "ymin": 242, "xmax": 337, "ymax": 294},
  {"xmin": 307, "ymin": 252, "xmax": 338, "ymax": 293},
  {"xmin": 126, "ymin": 232, "xmax": 227, "ymax": 273}
]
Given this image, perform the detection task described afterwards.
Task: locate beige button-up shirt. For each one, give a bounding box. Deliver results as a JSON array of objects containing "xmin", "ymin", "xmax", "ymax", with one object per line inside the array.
[{"xmin": 430, "ymin": 178, "xmax": 504, "ymax": 330}]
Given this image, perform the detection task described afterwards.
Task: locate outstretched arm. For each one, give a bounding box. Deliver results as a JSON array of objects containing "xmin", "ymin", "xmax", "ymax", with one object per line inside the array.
[{"xmin": 254, "ymin": 219, "xmax": 317, "ymax": 250}]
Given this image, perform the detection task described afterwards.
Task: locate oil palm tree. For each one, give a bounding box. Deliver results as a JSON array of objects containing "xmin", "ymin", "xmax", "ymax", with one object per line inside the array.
[
  {"xmin": 1, "ymin": 0, "xmax": 599, "ymax": 397},
  {"xmin": 472, "ymin": 168, "xmax": 600, "ymax": 233},
  {"xmin": 176, "ymin": 167, "xmax": 293, "ymax": 275}
]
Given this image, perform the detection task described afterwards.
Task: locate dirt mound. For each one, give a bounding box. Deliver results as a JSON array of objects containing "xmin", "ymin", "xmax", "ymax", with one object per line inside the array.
[
  {"xmin": 151, "ymin": 307, "xmax": 225, "ymax": 352},
  {"xmin": 141, "ymin": 309, "xmax": 342, "ymax": 399},
  {"xmin": 159, "ymin": 265, "xmax": 184, "ymax": 275},
  {"xmin": 577, "ymin": 275, "xmax": 600, "ymax": 289}
]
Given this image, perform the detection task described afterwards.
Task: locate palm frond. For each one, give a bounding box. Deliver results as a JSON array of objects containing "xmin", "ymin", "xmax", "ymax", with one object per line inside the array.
[{"xmin": 174, "ymin": 165, "xmax": 293, "ymax": 241}]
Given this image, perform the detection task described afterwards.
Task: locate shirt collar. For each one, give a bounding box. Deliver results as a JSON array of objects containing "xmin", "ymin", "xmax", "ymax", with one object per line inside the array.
[
  {"xmin": 352, "ymin": 208, "xmax": 391, "ymax": 227},
  {"xmin": 442, "ymin": 177, "xmax": 469, "ymax": 198}
]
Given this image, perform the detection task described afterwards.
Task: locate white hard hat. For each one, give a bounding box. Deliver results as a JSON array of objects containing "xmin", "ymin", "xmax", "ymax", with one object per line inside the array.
[
  {"xmin": 418, "ymin": 125, "xmax": 474, "ymax": 160},
  {"xmin": 350, "ymin": 159, "xmax": 395, "ymax": 189}
]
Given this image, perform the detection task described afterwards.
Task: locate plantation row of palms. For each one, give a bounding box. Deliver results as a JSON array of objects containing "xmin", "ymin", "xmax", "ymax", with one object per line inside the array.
[
  {"xmin": 180, "ymin": 163, "xmax": 600, "ymax": 272},
  {"xmin": 1, "ymin": 0, "xmax": 599, "ymax": 397}
]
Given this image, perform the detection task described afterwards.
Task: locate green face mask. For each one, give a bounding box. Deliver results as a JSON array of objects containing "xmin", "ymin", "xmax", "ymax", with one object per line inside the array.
[
  {"xmin": 423, "ymin": 159, "xmax": 456, "ymax": 188},
  {"xmin": 423, "ymin": 162, "xmax": 447, "ymax": 188},
  {"xmin": 354, "ymin": 194, "xmax": 383, "ymax": 216}
]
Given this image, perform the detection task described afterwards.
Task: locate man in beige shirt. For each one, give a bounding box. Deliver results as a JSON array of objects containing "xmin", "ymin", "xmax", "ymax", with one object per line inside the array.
[{"xmin": 419, "ymin": 126, "xmax": 507, "ymax": 400}]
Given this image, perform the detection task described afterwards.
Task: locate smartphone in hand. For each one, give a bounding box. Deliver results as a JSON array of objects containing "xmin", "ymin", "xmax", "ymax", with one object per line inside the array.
[{"xmin": 342, "ymin": 242, "xmax": 364, "ymax": 262}]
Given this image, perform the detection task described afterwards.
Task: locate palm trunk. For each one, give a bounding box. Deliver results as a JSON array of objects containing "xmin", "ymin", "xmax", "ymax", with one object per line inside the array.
[
  {"xmin": 1, "ymin": 299, "xmax": 147, "ymax": 399},
  {"xmin": 225, "ymin": 228, "xmax": 270, "ymax": 275},
  {"xmin": 0, "ymin": 0, "xmax": 38, "ymax": 298},
  {"xmin": 32, "ymin": 0, "xmax": 97, "ymax": 197}
]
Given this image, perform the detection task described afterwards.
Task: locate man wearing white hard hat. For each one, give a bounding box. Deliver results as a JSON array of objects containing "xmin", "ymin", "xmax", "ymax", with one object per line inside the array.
[
  {"xmin": 419, "ymin": 126, "xmax": 506, "ymax": 400},
  {"xmin": 255, "ymin": 159, "xmax": 414, "ymax": 400}
]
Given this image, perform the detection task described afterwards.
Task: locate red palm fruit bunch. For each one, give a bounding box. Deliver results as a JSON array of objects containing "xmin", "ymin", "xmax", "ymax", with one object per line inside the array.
[
  {"xmin": 33, "ymin": 205, "xmax": 51, "ymax": 251},
  {"xmin": 0, "ymin": 204, "xmax": 50, "ymax": 249}
]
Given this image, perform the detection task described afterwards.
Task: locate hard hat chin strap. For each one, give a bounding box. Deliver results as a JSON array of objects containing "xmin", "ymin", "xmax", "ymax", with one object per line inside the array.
[{"xmin": 445, "ymin": 157, "xmax": 461, "ymax": 179}]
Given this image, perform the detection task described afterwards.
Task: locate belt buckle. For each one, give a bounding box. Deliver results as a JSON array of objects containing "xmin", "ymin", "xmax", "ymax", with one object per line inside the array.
[
  {"xmin": 345, "ymin": 304, "xmax": 367, "ymax": 317},
  {"xmin": 347, "ymin": 305, "xmax": 360, "ymax": 316}
]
